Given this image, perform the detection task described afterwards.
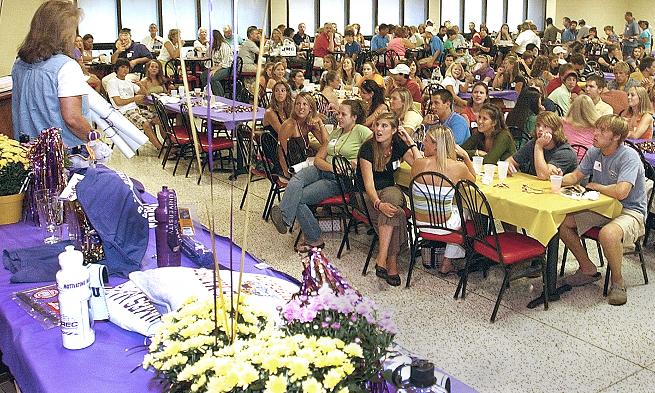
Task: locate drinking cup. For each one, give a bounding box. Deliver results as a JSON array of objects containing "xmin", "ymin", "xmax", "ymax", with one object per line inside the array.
[
  {"xmin": 497, "ymin": 161, "xmax": 509, "ymax": 181},
  {"xmin": 483, "ymin": 164, "xmax": 496, "ymax": 179},
  {"xmin": 550, "ymin": 175, "xmax": 563, "ymax": 193},
  {"xmin": 472, "ymin": 156, "xmax": 484, "ymax": 175}
]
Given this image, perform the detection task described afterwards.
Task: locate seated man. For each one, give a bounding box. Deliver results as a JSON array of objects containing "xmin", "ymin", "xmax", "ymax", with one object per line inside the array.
[
  {"xmin": 607, "ymin": 61, "xmax": 640, "ymax": 92},
  {"xmin": 106, "ymin": 59, "xmax": 162, "ymax": 149},
  {"xmin": 423, "ymin": 89, "xmax": 470, "ymax": 145},
  {"xmin": 370, "ymin": 24, "xmax": 390, "ymax": 54},
  {"xmin": 385, "ymin": 63, "xmax": 422, "ymax": 103},
  {"xmin": 548, "ymin": 68, "xmax": 578, "ymax": 114},
  {"xmin": 312, "ymin": 23, "xmax": 335, "ymax": 67},
  {"xmin": 239, "ymin": 26, "xmax": 261, "ymax": 73},
  {"xmin": 507, "ymin": 111, "xmax": 578, "ymax": 179},
  {"xmin": 141, "ymin": 23, "xmax": 164, "ymax": 53},
  {"xmin": 559, "ymin": 114, "xmax": 646, "ymax": 306},
  {"xmin": 585, "ymin": 75, "xmax": 614, "ymax": 117},
  {"xmin": 110, "ymin": 28, "xmax": 153, "ymax": 76},
  {"xmin": 418, "ymin": 26, "xmax": 444, "ymax": 69}
]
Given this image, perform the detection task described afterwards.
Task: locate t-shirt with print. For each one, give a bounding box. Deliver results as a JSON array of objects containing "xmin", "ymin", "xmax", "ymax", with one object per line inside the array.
[
  {"xmin": 116, "ymin": 42, "xmax": 152, "ymax": 73},
  {"xmin": 325, "ymin": 124, "xmax": 373, "ymax": 166},
  {"xmin": 512, "ymin": 140, "xmax": 578, "ymax": 176},
  {"xmin": 579, "ymin": 144, "xmax": 646, "ymax": 217},
  {"xmin": 357, "ymin": 133, "xmax": 410, "ymax": 190},
  {"xmin": 106, "ymin": 78, "xmax": 140, "ymax": 113}
]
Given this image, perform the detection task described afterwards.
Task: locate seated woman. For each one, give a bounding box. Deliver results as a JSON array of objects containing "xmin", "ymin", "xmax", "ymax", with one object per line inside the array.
[
  {"xmin": 360, "ymin": 79, "xmax": 388, "ymax": 128},
  {"xmin": 340, "ymin": 57, "xmax": 362, "ymax": 91},
  {"xmin": 460, "ymin": 81, "xmax": 489, "ymax": 127},
  {"xmin": 138, "ymin": 60, "xmax": 171, "ymax": 94},
  {"xmin": 202, "ymin": 30, "xmax": 233, "ymax": 97},
  {"xmin": 411, "ymin": 125, "xmax": 476, "ymax": 275},
  {"xmin": 461, "ymin": 103, "xmax": 516, "ymax": 163},
  {"xmin": 507, "ymin": 111, "xmax": 578, "ymax": 180},
  {"xmin": 259, "ymin": 62, "xmax": 275, "ymax": 92},
  {"xmin": 389, "ymin": 87, "xmax": 424, "ymax": 133},
  {"xmin": 356, "ymin": 61, "xmax": 385, "ymax": 89},
  {"xmin": 266, "ymin": 61, "xmax": 287, "ymax": 90},
  {"xmin": 530, "ymin": 55, "xmax": 556, "ymax": 87},
  {"xmin": 263, "ymin": 81, "xmax": 293, "ymax": 140},
  {"xmin": 386, "ymin": 27, "xmax": 415, "ymax": 58},
  {"xmin": 358, "ymin": 112, "xmax": 421, "ymax": 286},
  {"xmin": 158, "ymin": 29, "xmax": 181, "ymax": 65},
  {"xmin": 563, "ymin": 95, "xmax": 599, "ymax": 160},
  {"xmin": 265, "ymin": 28, "xmax": 284, "ymax": 55},
  {"xmin": 624, "ymin": 86, "xmax": 654, "ymax": 139},
  {"xmin": 319, "ymin": 70, "xmax": 342, "ymax": 108},
  {"xmin": 277, "ymin": 92, "xmax": 327, "ymax": 177},
  {"xmin": 270, "ymin": 100, "xmax": 373, "ymax": 252},
  {"xmin": 442, "ymin": 62, "xmax": 473, "ymax": 108},
  {"xmin": 492, "ymin": 55, "xmax": 525, "ymax": 94},
  {"xmin": 320, "ymin": 54, "xmax": 338, "ymax": 83},
  {"xmin": 193, "ymin": 27, "xmax": 209, "ymax": 57},
  {"xmin": 506, "ymin": 87, "xmax": 542, "ymax": 141},
  {"xmin": 471, "ymin": 54, "xmax": 495, "ymax": 84},
  {"xmin": 287, "ymin": 69, "xmax": 305, "ymax": 98},
  {"xmin": 407, "ymin": 59, "xmax": 424, "ymax": 92}
]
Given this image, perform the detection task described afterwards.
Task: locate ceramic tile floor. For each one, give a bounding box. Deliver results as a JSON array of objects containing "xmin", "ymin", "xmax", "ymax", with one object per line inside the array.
[{"xmin": 105, "ymin": 147, "xmax": 655, "ymax": 393}]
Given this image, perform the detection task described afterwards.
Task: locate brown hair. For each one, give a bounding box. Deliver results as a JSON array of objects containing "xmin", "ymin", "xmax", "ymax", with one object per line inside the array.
[
  {"xmin": 372, "ymin": 112, "xmax": 400, "ymax": 171},
  {"xmin": 143, "ymin": 59, "xmax": 165, "ymax": 86},
  {"xmin": 534, "ymin": 111, "xmax": 567, "ymax": 145},
  {"xmin": 269, "ymin": 81, "xmax": 293, "ymax": 120},
  {"xmin": 18, "ymin": 1, "xmax": 81, "ymax": 63},
  {"xmin": 595, "ymin": 114, "xmax": 629, "ymax": 142}
]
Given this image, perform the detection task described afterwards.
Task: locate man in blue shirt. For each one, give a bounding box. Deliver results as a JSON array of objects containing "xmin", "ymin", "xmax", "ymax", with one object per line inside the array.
[
  {"xmin": 427, "ymin": 89, "xmax": 470, "ymax": 144},
  {"xmin": 559, "ymin": 115, "xmax": 646, "ymax": 306},
  {"xmin": 623, "ymin": 11, "xmax": 640, "ymax": 58},
  {"xmin": 418, "ymin": 26, "xmax": 444, "ymax": 68},
  {"xmin": 110, "ymin": 28, "xmax": 153, "ymax": 74},
  {"xmin": 561, "ymin": 17, "xmax": 576, "ymax": 43},
  {"xmin": 370, "ymin": 24, "xmax": 389, "ymax": 53}
]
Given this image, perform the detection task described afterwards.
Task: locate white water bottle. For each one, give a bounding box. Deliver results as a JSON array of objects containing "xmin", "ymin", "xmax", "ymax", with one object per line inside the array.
[{"xmin": 57, "ymin": 245, "xmax": 95, "ymax": 350}]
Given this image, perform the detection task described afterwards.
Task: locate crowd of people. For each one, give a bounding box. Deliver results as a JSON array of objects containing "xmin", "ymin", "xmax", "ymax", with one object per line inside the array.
[{"xmin": 12, "ymin": 0, "xmax": 653, "ymax": 305}]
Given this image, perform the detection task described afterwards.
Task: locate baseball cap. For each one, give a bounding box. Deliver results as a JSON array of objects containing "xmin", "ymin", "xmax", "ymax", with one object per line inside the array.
[
  {"xmin": 425, "ymin": 26, "xmax": 437, "ymax": 35},
  {"xmin": 389, "ymin": 64, "xmax": 410, "ymax": 75},
  {"xmin": 552, "ymin": 46, "xmax": 567, "ymax": 55},
  {"xmin": 562, "ymin": 69, "xmax": 578, "ymax": 80}
]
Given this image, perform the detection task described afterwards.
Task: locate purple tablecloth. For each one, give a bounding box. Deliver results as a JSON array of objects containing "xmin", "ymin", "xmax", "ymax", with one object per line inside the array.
[
  {"xmin": 459, "ymin": 90, "xmax": 518, "ymax": 101},
  {"xmin": 162, "ymin": 95, "xmax": 264, "ymax": 130},
  {"xmin": 628, "ymin": 138, "xmax": 655, "ymax": 167},
  {"xmin": 603, "ymin": 72, "xmax": 615, "ymax": 81}
]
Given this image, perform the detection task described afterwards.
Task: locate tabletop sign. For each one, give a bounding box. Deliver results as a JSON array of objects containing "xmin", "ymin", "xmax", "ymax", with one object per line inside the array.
[{"xmin": 280, "ymin": 44, "xmax": 297, "ymax": 57}]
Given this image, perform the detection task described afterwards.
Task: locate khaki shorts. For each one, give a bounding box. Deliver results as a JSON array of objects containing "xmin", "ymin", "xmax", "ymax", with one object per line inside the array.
[
  {"xmin": 573, "ymin": 208, "xmax": 646, "ymax": 247},
  {"xmin": 124, "ymin": 108, "xmax": 156, "ymax": 130}
]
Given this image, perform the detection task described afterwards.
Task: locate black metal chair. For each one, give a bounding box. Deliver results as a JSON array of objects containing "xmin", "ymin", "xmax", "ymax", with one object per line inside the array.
[
  {"xmin": 554, "ymin": 103, "xmax": 565, "ymax": 116},
  {"xmin": 570, "ymin": 144, "xmax": 589, "ymax": 163},
  {"xmin": 382, "ymin": 49, "xmax": 401, "ymax": 75},
  {"xmin": 237, "ymin": 124, "xmax": 267, "ymax": 210},
  {"xmin": 407, "ymin": 172, "xmax": 468, "ymax": 288},
  {"xmin": 259, "ymin": 131, "xmax": 287, "ymax": 220},
  {"xmin": 508, "ymin": 126, "xmax": 531, "ymax": 149},
  {"xmin": 457, "ymin": 179, "xmax": 549, "ymax": 322},
  {"xmin": 152, "ymin": 95, "xmax": 193, "ymax": 176}
]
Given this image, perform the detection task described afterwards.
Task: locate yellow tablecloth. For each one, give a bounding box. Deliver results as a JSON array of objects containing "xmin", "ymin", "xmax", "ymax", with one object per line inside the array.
[{"xmin": 395, "ymin": 163, "xmax": 623, "ymax": 245}]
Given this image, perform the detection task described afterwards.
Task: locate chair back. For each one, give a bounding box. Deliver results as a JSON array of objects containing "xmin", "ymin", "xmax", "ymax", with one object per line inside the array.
[
  {"xmin": 408, "ymin": 171, "xmax": 465, "ymax": 239},
  {"xmin": 179, "ymin": 103, "xmax": 195, "ymax": 140},
  {"xmin": 332, "ymin": 154, "xmax": 371, "ymax": 224},
  {"xmin": 259, "ymin": 131, "xmax": 283, "ymax": 180},
  {"xmin": 554, "ymin": 103, "xmax": 565, "ymax": 116},
  {"xmin": 570, "ymin": 143, "xmax": 589, "ymax": 163},
  {"xmin": 456, "ymin": 179, "xmax": 503, "ymax": 260},
  {"xmin": 164, "ymin": 59, "xmax": 182, "ymax": 84},
  {"xmin": 314, "ymin": 92, "xmax": 332, "ymax": 116},
  {"xmin": 152, "ymin": 95, "xmax": 186, "ymax": 144},
  {"xmin": 384, "ymin": 49, "xmax": 400, "ymax": 70},
  {"xmin": 258, "ymin": 89, "xmax": 271, "ymax": 108},
  {"xmin": 236, "ymin": 123, "xmax": 255, "ymax": 168},
  {"xmin": 355, "ymin": 51, "xmax": 377, "ymax": 74},
  {"xmin": 508, "ymin": 125, "xmax": 530, "ymax": 149}
]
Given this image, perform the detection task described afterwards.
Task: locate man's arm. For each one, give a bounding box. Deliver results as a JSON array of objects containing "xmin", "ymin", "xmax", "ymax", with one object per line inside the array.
[
  {"xmin": 59, "ymin": 96, "xmax": 92, "ymax": 141},
  {"xmin": 111, "ymin": 41, "xmax": 125, "ymax": 63},
  {"xmin": 586, "ymin": 181, "xmax": 633, "ymax": 200},
  {"xmin": 561, "ymin": 169, "xmax": 585, "ymax": 186}
]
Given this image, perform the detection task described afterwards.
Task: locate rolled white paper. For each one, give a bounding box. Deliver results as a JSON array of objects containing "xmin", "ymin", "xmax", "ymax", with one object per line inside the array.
[{"xmin": 89, "ymin": 112, "xmax": 135, "ymax": 159}]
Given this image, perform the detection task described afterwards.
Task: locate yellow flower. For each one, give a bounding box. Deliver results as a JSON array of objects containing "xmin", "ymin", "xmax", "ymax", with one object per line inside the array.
[
  {"xmin": 264, "ymin": 374, "xmax": 288, "ymax": 393},
  {"xmin": 323, "ymin": 368, "xmax": 344, "ymax": 389},
  {"xmin": 343, "ymin": 343, "xmax": 363, "ymax": 358},
  {"xmin": 302, "ymin": 377, "xmax": 325, "ymax": 393},
  {"xmin": 287, "ymin": 356, "xmax": 311, "ymax": 382}
]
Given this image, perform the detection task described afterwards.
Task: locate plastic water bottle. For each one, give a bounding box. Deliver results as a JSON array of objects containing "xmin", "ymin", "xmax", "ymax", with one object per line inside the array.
[
  {"xmin": 56, "ymin": 245, "xmax": 95, "ymax": 350},
  {"xmin": 155, "ymin": 186, "xmax": 181, "ymax": 267}
]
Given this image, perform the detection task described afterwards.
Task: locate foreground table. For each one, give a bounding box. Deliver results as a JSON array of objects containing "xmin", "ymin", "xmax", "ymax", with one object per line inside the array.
[{"xmin": 396, "ymin": 166, "xmax": 623, "ymax": 307}]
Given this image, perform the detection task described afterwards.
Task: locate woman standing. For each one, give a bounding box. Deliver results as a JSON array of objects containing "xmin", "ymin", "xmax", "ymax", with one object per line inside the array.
[
  {"xmin": 263, "ymin": 81, "xmax": 293, "ymax": 139},
  {"xmin": 203, "ymin": 30, "xmax": 233, "ymax": 97},
  {"xmin": 358, "ymin": 112, "xmax": 421, "ymax": 286},
  {"xmin": 389, "ymin": 87, "xmax": 423, "ymax": 133},
  {"xmin": 360, "ymin": 79, "xmax": 388, "ymax": 128},
  {"xmin": 158, "ymin": 29, "xmax": 181, "ymax": 64},
  {"xmin": 563, "ymin": 95, "xmax": 599, "ymax": 159},
  {"xmin": 411, "ymin": 126, "xmax": 476, "ymax": 275},
  {"xmin": 356, "ymin": 61, "xmax": 385, "ymax": 88},
  {"xmin": 461, "ymin": 103, "xmax": 516, "ymax": 163},
  {"xmin": 624, "ymin": 86, "xmax": 654, "ymax": 139},
  {"xmin": 461, "ymin": 82, "xmax": 489, "ymax": 126},
  {"xmin": 340, "ymin": 57, "xmax": 362, "ymax": 91},
  {"xmin": 278, "ymin": 92, "xmax": 327, "ymax": 177},
  {"xmin": 270, "ymin": 100, "xmax": 372, "ymax": 252}
]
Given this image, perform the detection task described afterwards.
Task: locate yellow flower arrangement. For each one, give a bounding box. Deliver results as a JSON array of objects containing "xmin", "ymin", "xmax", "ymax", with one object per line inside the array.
[
  {"xmin": 143, "ymin": 295, "xmax": 363, "ymax": 393},
  {"xmin": 0, "ymin": 135, "xmax": 30, "ymax": 196}
]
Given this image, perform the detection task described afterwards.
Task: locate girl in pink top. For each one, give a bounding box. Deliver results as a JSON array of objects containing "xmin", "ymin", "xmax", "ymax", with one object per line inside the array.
[
  {"xmin": 562, "ymin": 95, "xmax": 599, "ymax": 161},
  {"xmin": 386, "ymin": 27, "xmax": 415, "ymax": 58}
]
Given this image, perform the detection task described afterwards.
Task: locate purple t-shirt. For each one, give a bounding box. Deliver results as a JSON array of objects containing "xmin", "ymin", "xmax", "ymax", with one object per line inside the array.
[
  {"xmin": 72, "ymin": 48, "xmax": 82, "ymax": 61},
  {"xmin": 473, "ymin": 66, "xmax": 495, "ymax": 82}
]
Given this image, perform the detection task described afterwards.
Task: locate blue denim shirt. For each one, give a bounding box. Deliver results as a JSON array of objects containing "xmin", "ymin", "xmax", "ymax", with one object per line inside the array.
[{"xmin": 12, "ymin": 54, "xmax": 89, "ymax": 147}]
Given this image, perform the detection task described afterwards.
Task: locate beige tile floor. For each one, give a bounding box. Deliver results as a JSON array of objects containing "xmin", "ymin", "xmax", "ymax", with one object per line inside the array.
[{"xmin": 104, "ymin": 146, "xmax": 655, "ymax": 393}]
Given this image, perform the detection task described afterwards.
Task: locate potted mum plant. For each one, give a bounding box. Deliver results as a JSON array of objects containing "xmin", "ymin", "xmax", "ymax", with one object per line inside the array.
[{"xmin": 0, "ymin": 135, "xmax": 30, "ymax": 224}]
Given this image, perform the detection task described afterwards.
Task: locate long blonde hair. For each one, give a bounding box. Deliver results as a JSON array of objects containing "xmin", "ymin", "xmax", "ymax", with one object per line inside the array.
[
  {"xmin": 426, "ymin": 125, "xmax": 457, "ymax": 172},
  {"xmin": 566, "ymin": 95, "xmax": 599, "ymax": 128},
  {"xmin": 627, "ymin": 86, "xmax": 654, "ymax": 117},
  {"xmin": 391, "ymin": 87, "xmax": 416, "ymax": 120}
]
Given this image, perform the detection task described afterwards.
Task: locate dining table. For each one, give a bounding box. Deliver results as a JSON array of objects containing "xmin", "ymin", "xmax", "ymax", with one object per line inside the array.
[{"xmin": 395, "ymin": 166, "xmax": 623, "ymax": 307}]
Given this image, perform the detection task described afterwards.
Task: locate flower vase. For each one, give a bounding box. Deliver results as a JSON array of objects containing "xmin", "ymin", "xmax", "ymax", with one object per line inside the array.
[{"xmin": 0, "ymin": 193, "xmax": 25, "ymax": 225}]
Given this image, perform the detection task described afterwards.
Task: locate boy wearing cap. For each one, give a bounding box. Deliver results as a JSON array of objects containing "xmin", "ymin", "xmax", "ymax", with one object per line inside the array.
[
  {"xmin": 111, "ymin": 28, "xmax": 153, "ymax": 75},
  {"xmin": 386, "ymin": 63, "xmax": 422, "ymax": 102},
  {"xmin": 548, "ymin": 68, "xmax": 578, "ymax": 114},
  {"xmin": 545, "ymin": 63, "xmax": 583, "ymax": 96},
  {"xmin": 418, "ymin": 26, "xmax": 444, "ymax": 68}
]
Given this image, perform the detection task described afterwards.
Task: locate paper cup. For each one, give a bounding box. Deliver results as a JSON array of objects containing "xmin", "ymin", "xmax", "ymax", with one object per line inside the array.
[
  {"xmin": 472, "ymin": 156, "xmax": 484, "ymax": 175},
  {"xmin": 483, "ymin": 164, "xmax": 496, "ymax": 179},
  {"xmin": 178, "ymin": 86, "xmax": 185, "ymax": 96},
  {"xmin": 550, "ymin": 175, "xmax": 563, "ymax": 193},
  {"xmin": 171, "ymin": 90, "xmax": 179, "ymax": 97},
  {"xmin": 194, "ymin": 88, "xmax": 201, "ymax": 96},
  {"xmin": 497, "ymin": 161, "xmax": 509, "ymax": 181}
]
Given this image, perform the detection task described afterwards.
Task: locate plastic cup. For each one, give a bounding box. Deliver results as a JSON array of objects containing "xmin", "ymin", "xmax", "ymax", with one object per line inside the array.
[
  {"xmin": 550, "ymin": 175, "xmax": 563, "ymax": 193},
  {"xmin": 483, "ymin": 164, "xmax": 496, "ymax": 179},
  {"xmin": 171, "ymin": 90, "xmax": 179, "ymax": 97},
  {"xmin": 324, "ymin": 124, "xmax": 334, "ymax": 133},
  {"xmin": 472, "ymin": 156, "xmax": 484, "ymax": 175},
  {"xmin": 178, "ymin": 86, "xmax": 185, "ymax": 97},
  {"xmin": 497, "ymin": 161, "xmax": 509, "ymax": 181},
  {"xmin": 194, "ymin": 88, "xmax": 201, "ymax": 97}
]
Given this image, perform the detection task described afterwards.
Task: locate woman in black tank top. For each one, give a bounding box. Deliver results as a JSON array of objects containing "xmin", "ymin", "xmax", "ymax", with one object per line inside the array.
[{"xmin": 263, "ymin": 81, "xmax": 293, "ymax": 139}]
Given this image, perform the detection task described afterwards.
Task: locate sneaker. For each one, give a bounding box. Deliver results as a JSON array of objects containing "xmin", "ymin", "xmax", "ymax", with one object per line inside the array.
[
  {"xmin": 608, "ymin": 283, "xmax": 627, "ymax": 306},
  {"xmin": 564, "ymin": 269, "xmax": 601, "ymax": 287},
  {"xmin": 270, "ymin": 206, "xmax": 288, "ymax": 234}
]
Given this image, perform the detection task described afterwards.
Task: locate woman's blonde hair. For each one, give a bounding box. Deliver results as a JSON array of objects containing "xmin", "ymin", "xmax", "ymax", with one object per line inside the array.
[
  {"xmin": 425, "ymin": 125, "xmax": 457, "ymax": 172},
  {"xmin": 445, "ymin": 62, "xmax": 464, "ymax": 78},
  {"xmin": 371, "ymin": 112, "xmax": 400, "ymax": 171},
  {"xmin": 627, "ymin": 86, "xmax": 654, "ymax": 117},
  {"xmin": 566, "ymin": 95, "xmax": 599, "ymax": 128},
  {"xmin": 18, "ymin": 1, "xmax": 81, "ymax": 63},
  {"xmin": 291, "ymin": 92, "xmax": 318, "ymax": 122},
  {"xmin": 535, "ymin": 111, "xmax": 567, "ymax": 145},
  {"xmin": 390, "ymin": 87, "xmax": 416, "ymax": 120},
  {"xmin": 168, "ymin": 29, "xmax": 180, "ymax": 42}
]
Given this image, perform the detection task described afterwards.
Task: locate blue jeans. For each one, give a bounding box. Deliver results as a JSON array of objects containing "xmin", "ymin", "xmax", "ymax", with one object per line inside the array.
[
  {"xmin": 279, "ymin": 166, "xmax": 340, "ymax": 243},
  {"xmin": 201, "ymin": 68, "xmax": 230, "ymax": 97}
]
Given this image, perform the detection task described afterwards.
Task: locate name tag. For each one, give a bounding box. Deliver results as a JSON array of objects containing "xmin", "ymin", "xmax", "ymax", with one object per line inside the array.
[
  {"xmin": 391, "ymin": 160, "xmax": 400, "ymax": 170},
  {"xmin": 328, "ymin": 139, "xmax": 337, "ymax": 147},
  {"xmin": 593, "ymin": 160, "xmax": 602, "ymax": 172},
  {"xmin": 126, "ymin": 52, "xmax": 133, "ymax": 58},
  {"xmin": 470, "ymin": 121, "xmax": 478, "ymax": 128}
]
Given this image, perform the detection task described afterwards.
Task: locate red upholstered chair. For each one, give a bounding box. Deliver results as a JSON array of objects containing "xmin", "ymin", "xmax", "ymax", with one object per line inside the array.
[
  {"xmin": 152, "ymin": 95, "xmax": 193, "ymax": 176},
  {"xmin": 456, "ymin": 179, "xmax": 549, "ymax": 323}
]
